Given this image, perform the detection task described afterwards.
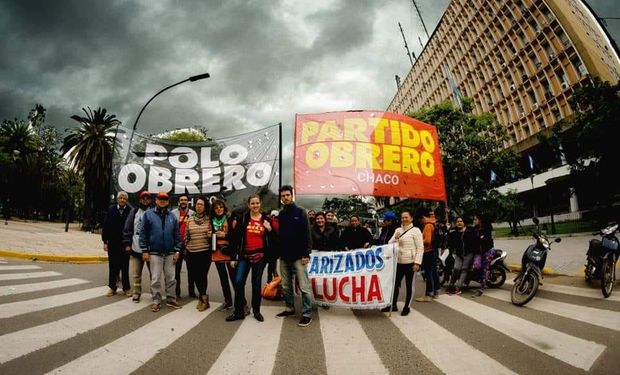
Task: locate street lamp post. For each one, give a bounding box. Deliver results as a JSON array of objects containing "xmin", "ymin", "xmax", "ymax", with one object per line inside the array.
[{"xmin": 123, "ymin": 73, "xmax": 210, "ymax": 164}]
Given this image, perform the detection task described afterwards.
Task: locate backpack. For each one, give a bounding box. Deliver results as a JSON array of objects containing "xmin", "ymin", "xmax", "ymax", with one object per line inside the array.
[{"xmin": 425, "ymin": 222, "xmax": 446, "ymax": 251}]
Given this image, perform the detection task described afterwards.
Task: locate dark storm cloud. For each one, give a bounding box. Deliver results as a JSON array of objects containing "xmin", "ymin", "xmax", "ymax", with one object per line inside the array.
[{"xmin": 6, "ymin": 0, "xmax": 617, "ymax": 210}]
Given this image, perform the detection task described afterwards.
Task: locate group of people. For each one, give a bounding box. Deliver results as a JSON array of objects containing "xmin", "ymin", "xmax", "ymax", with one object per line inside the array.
[
  {"xmin": 101, "ymin": 187, "xmax": 495, "ymax": 325},
  {"xmin": 101, "ymin": 185, "xmax": 316, "ymax": 327},
  {"xmin": 373, "ymin": 209, "xmax": 496, "ymax": 316}
]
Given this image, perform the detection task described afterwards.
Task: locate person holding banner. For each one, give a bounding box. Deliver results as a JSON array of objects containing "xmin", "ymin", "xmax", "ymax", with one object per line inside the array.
[
  {"xmin": 375, "ymin": 211, "xmax": 398, "ymax": 245},
  {"xmin": 275, "ymin": 185, "xmax": 314, "ymax": 327},
  {"xmin": 340, "ymin": 215, "xmax": 372, "ymax": 250},
  {"xmin": 381, "ymin": 211, "xmax": 424, "ymax": 316},
  {"xmin": 225, "ymin": 195, "xmax": 274, "ymax": 322},
  {"xmin": 311, "ymin": 212, "xmax": 339, "ymax": 251}
]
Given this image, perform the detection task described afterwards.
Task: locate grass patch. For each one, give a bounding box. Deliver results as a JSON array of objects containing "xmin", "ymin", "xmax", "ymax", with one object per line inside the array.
[{"xmin": 494, "ymin": 220, "xmax": 600, "ymax": 238}]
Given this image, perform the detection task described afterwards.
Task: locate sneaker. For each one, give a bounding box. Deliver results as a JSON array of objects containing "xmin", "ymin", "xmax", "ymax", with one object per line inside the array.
[
  {"xmin": 106, "ymin": 288, "xmax": 116, "ymax": 297},
  {"xmin": 217, "ymin": 302, "xmax": 233, "ymax": 312},
  {"xmin": 275, "ymin": 310, "xmax": 295, "ymax": 318},
  {"xmin": 225, "ymin": 313, "xmax": 245, "ymax": 322},
  {"xmin": 151, "ymin": 303, "xmax": 161, "ymax": 312},
  {"xmin": 401, "ymin": 307, "xmax": 411, "ymax": 316},
  {"xmin": 254, "ymin": 312, "xmax": 264, "ymax": 322},
  {"xmin": 380, "ymin": 306, "xmax": 391, "ymax": 313},
  {"xmin": 298, "ymin": 316, "xmax": 312, "ymax": 327},
  {"xmin": 432, "ymin": 293, "xmax": 439, "ymax": 299},
  {"xmin": 132, "ymin": 294, "xmax": 140, "ymax": 303},
  {"xmin": 471, "ymin": 289, "xmax": 484, "ymax": 298},
  {"xmin": 450, "ymin": 287, "xmax": 462, "ymax": 296},
  {"xmin": 415, "ymin": 296, "xmax": 433, "ymax": 302},
  {"xmin": 166, "ymin": 300, "xmax": 182, "ymax": 309},
  {"xmin": 124, "ymin": 290, "xmax": 133, "ymax": 297}
]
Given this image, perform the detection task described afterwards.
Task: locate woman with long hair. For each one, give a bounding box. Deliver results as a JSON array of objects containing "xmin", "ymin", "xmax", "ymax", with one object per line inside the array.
[
  {"xmin": 225, "ymin": 194, "xmax": 274, "ymax": 322},
  {"xmin": 210, "ymin": 199, "xmax": 235, "ymax": 311}
]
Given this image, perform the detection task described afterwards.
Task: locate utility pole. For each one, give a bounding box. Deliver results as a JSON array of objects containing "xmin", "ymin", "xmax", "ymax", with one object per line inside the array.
[
  {"xmin": 412, "ymin": 0, "xmax": 430, "ymax": 39},
  {"xmin": 398, "ymin": 22, "xmax": 415, "ymax": 66}
]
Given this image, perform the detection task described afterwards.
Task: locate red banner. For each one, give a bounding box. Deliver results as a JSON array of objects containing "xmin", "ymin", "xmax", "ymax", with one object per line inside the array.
[{"xmin": 294, "ymin": 111, "xmax": 446, "ymax": 200}]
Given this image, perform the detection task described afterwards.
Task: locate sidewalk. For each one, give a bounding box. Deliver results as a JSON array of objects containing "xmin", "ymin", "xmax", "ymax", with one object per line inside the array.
[
  {"xmin": 0, "ymin": 219, "xmax": 106, "ymax": 263},
  {"xmin": 0, "ymin": 219, "xmax": 612, "ymax": 275}
]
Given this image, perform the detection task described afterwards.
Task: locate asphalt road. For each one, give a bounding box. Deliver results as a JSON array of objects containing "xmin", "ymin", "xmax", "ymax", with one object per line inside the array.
[{"xmin": 1, "ymin": 258, "xmax": 619, "ymax": 375}]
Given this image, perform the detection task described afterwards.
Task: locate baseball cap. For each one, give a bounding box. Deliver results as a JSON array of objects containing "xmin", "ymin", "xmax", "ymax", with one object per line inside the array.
[
  {"xmin": 156, "ymin": 192, "xmax": 169, "ymax": 200},
  {"xmin": 382, "ymin": 211, "xmax": 396, "ymax": 221},
  {"xmin": 139, "ymin": 190, "xmax": 151, "ymax": 198}
]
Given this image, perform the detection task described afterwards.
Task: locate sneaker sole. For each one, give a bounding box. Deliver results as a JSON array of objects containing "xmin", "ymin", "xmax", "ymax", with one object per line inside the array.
[
  {"xmin": 166, "ymin": 303, "xmax": 182, "ymax": 309},
  {"xmin": 297, "ymin": 320, "xmax": 312, "ymax": 327}
]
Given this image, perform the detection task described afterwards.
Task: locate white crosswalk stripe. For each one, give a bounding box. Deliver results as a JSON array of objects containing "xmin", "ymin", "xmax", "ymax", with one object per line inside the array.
[
  {"xmin": 0, "ymin": 294, "xmax": 152, "ymax": 364},
  {"xmin": 0, "ymin": 278, "xmax": 89, "ymax": 297},
  {"xmin": 208, "ymin": 305, "xmax": 283, "ymax": 374},
  {"xmin": 0, "ymin": 271, "xmax": 62, "ymax": 281},
  {"xmin": 436, "ymin": 294, "xmax": 606, "ymax": 371},
  {"xmin": 1, "ymin": 260, "xmax": 619, "ymax": 374},
  {"xmin": 505, "ymin": 279, "xmax": 620, "ymax": 302},
  {"xmin": 46, "ymin": 302, "xmax": 222, "ymax": 375},
  {"xmin": 0, "ymin": 265, "xmax": 41, "ymax": 271},
  {"xmin": 392, "ymin": 309, "xmax": 517, "ymax": 375},
  {"xmin": 485, "ymin": 289, "xmax": 620, "ymax": 331},
  {"xmin": 319, "ymin": 308, "xmax": 388, "ymax": 374},
  {"xmin": 0, "ymin": 286, "xmax": 108, "ymax": 318}
]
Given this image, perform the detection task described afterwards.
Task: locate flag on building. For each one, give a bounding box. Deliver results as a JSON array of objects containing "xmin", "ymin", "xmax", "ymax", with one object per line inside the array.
[{"xmin": 443, "ymin": 62, "xmax": 463, "ymax": 111}]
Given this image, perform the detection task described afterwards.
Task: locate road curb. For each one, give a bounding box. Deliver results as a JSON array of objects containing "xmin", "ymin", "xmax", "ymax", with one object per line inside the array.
[
  {"xmin": 0, "ymin": 250, "xmax": 107, "ymax": 264},
  {"xmin": 506, "ymin": 264, "xmax": 565, "ymax": 276}
]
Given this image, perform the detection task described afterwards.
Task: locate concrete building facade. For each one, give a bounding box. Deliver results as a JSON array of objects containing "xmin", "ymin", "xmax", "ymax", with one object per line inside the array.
[{"xmin": 386, "ymin": 0, "xmax": 620, "ymax": 220}]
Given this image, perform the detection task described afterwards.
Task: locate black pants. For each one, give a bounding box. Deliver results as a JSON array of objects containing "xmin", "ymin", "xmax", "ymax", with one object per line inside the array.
[
  {"xmin": 175, "ymin": 250, "xmax": 197, "ymax": 297},
  {"xmin": 392, "ymin": 263, "xmax": 415, "ymax": 308},
  {"xmin": 215, "ymin": 261, "xmax": 235, "ymax": 305},
  {"xmin": 186, "ymin": 251, "xmax": 212, "ymax": 296},
  {"xmin": 108, "ymin": 243, "xmax": 130, "ymax": 291}
]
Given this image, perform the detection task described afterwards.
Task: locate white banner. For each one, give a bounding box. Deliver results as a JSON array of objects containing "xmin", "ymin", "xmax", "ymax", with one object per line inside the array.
[{"xmin": 307, "ymin": 244, "xmax": 398, "ymax": 309}]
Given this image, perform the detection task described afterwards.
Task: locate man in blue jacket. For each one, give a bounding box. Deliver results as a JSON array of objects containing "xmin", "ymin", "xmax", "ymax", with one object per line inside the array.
[
  {"xmin": 140, "ymin": 192, "xmax": 182, "ymax": 312},
  {"xmin": 275, "ymin": 185, "xmax": 314, "ymax": 327}
]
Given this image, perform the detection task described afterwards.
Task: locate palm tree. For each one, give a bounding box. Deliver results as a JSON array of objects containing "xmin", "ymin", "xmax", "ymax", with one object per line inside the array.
[
  {"xmin": 0, "ymin": 119, "xmax": 38, "ymax": 217},
  {"xmin": 62, "ymin": 107, "xmax": 120, "ymax": 230}
]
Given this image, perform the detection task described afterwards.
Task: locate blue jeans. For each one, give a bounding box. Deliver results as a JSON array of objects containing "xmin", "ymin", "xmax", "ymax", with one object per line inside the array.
[
  {"xmin": 422, "ymin": 251, "xmax": 440, "ymax": 296},
  {"xmin": 280, "ymin": 259, "xmax": 314, "ymax": 317},
  {"xmin": 233, "ymin": 256, "xmax": 266, "ymax": 315}
]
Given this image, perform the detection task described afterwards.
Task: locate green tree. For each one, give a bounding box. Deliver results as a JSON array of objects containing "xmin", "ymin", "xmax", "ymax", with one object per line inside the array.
[
  {"xmin": 409, "ymin": 99, "xmax": 521, "ymax": 219},
  {"xmin": 321, "ymin": 196, "xmax": 373, "ymax": 223},
  {"xmin": 560, "ymin": 77, "xmax": 620, "ymax": 221},
  {"xmin": 159, "ymin": 128, "xmax": 211, "ymax": 142},
  {"xmin": 62, "ymin": 107, "xmax": 120, "ymax": 229},
  {"xmin": 0, "ymin": 118, "xmax": 38, "ymax": 217}
]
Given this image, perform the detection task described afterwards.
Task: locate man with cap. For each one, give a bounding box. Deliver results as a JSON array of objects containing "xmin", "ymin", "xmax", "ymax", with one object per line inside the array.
[
  {"xmin": 123, "ymin": 190, "xmax": 153, "ymax": 302},
  {"xmin": 140, "ymin": 191, "xmax": 182, "ymax": 311},
  {"xmin": 376, "ymin": 210, "xmax": 398, "ymax": 245},
  {"xmin": 102, "ymin": 191, "xmax": 132, "ymax": 297}
]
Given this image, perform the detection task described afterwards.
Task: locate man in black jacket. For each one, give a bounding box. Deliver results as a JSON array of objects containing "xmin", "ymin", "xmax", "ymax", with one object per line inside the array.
[
  {"xmin": 102, "ymin": 191, "xmax": 132, "ymax": 297},
  {"xmin": 274, "ymin": 185, "xmax": 314, "ymax": 327}
]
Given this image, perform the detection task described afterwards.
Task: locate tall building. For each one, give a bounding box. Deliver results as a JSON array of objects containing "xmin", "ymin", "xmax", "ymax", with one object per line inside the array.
[{"xmin": 387, "ymin": 0, "xmax": 620, "ymax": 220}]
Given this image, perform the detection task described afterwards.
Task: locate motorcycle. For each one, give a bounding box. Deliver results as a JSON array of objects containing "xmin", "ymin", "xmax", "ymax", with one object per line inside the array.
[
  {"xmin": 437, "ymin": 248, "xmax": 509, "ymax": 288},
  {"xmin": 465, "ymin": 248, "xmax": 510, "ymax": 288},
  {"xmin": 511, "ymin": 217, "xmax": 561, "ymax": 306},
  {"xmin": 584, "ymin": 222, "xmax": 619, "ymax": 298}
]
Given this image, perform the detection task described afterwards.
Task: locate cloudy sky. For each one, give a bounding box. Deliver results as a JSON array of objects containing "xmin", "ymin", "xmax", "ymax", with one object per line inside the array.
[{"xmin": 1, "ymin": 0, "xmax": 618, "ymax": 209}]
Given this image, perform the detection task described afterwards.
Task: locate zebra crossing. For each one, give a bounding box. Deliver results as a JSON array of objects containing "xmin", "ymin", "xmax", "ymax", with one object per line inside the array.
[{"xmin": 1, "ymin": 258, "xmax": 619, "ymax": 375}]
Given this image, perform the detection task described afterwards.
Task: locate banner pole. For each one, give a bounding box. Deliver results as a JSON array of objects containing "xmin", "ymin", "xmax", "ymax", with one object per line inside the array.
[{"xmin": 278, "ymin": 122, "xmax": 283, "ymax": 207}]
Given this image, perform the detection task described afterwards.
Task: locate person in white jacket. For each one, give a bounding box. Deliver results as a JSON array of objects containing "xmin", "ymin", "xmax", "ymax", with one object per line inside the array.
[{"xmin": 381, "ymin": 211, "xmax": 424, "ymax": 316}]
